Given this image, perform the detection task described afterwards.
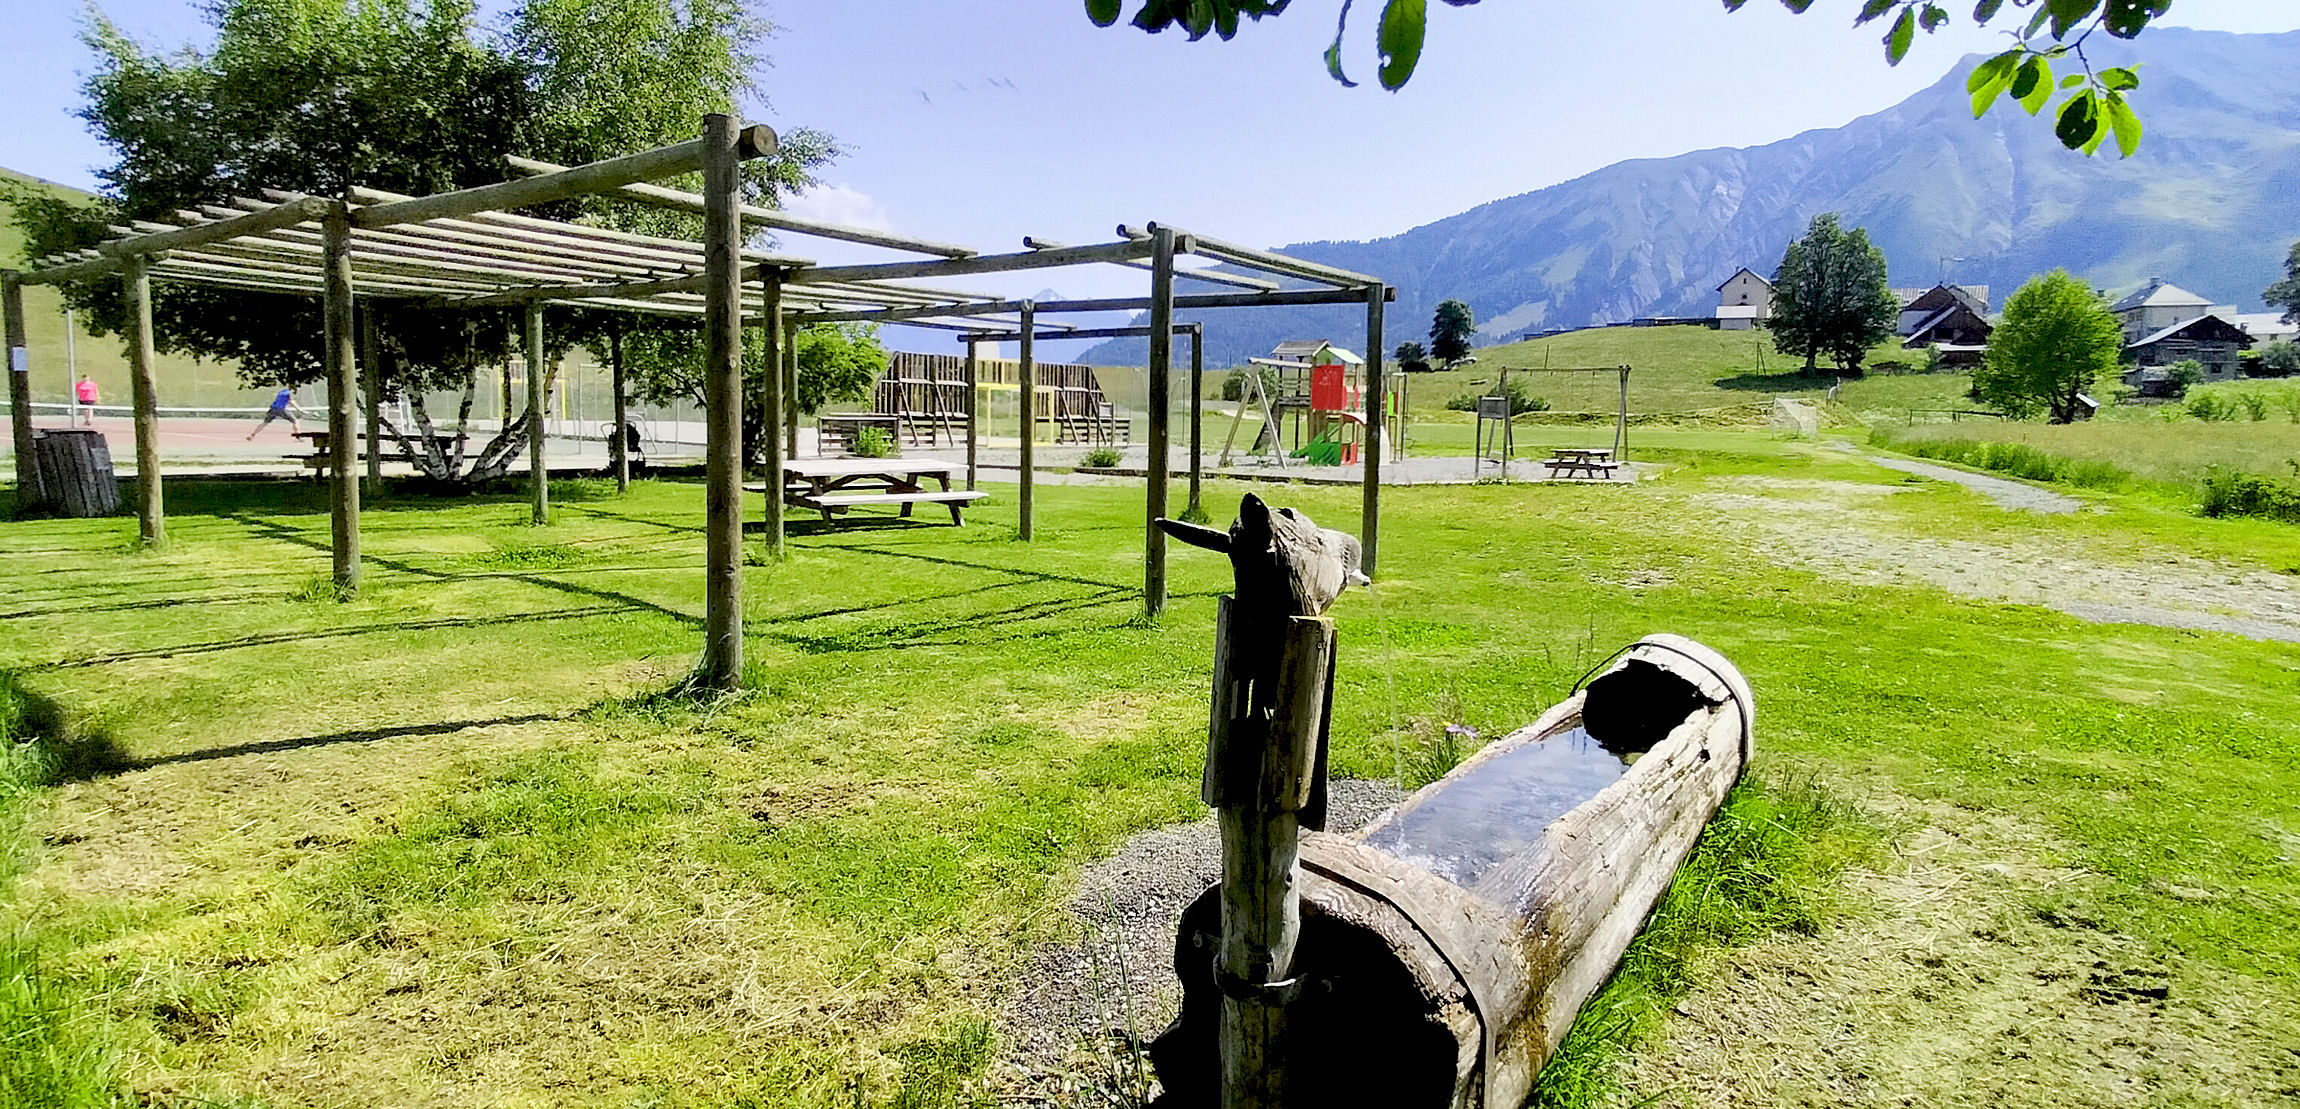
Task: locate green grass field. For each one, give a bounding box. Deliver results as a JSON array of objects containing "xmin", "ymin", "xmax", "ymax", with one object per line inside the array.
[
  {"xmin": 1889, "ymin": 378, "xmax": 2300, "ymax": 488},
  {"xmin": 2, "ymin": 433, "xmax": 2296, "ymax": 1107}
]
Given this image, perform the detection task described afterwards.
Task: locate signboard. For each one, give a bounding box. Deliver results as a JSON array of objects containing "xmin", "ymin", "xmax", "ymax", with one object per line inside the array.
[
  {"xmin": 1309, "ymin": 363, "xmax": 1346, "ymax": 411},
  {"xmin": 9, "ymin": 347, "xmax": 25, "ymax": 373},
  {"xmin": 1476, "ymin": 395, "xmax": 1510, "ymax": 420}
]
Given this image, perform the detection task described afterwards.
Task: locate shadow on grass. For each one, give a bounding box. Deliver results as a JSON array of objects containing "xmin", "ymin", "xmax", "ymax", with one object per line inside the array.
[
  {"xmin": 28, "ymin": 604, "xmax": 635, "ymax": 671},
  {"xmin": 0, "ymin": 674, "xmax": 134, "ymax": 786},
  {"xmin": 131, "ymin": 712, "xmax": 561, "ymax": 771}
]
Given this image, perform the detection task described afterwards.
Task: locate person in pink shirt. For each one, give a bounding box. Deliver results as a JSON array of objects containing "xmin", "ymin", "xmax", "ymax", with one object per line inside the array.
[{"xmin": 74, "ymin": 374, "xmax": 98, "ymax": 426}]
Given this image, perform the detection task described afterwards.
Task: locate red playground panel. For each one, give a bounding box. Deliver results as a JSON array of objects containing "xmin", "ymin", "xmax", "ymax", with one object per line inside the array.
[{"xmin": 1309, "ymin": 363, "xmax": 1347, "ymax": 411}]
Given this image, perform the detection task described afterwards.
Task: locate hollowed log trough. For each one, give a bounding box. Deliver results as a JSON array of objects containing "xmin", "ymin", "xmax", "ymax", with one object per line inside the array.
[{"xmin": 1148, "ymin": 634, "xmax": 1755, "ymax": 1107}]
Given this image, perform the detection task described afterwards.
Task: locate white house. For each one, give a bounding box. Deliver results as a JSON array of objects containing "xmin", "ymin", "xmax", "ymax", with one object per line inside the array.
[
  {"xmin": 2231, "ymin": 312, "xmax": 2297, "ymax": 344},
  {"xmin": 1715, "ymin": 268, "xmax": 1773, "ymax": 330},
  {"xmin": 2109, "ymin": 278, "xmax": 2236, "ymax": 343}
]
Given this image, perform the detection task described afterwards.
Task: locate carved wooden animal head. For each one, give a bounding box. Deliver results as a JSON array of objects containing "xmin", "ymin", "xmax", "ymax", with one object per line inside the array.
[{"xmin": 1158, "ymin": 493, "xmax": 1366, "ymax": 617}]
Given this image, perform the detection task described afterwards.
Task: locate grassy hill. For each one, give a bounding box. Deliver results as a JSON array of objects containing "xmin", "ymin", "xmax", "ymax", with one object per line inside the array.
[
  {"xmin": 1, "ymin": 168, "xmax": 252, "ymax": 416},
  {"xmin": 1401, "ymin": 325, "xmax": 1971, "ymax": 422}
]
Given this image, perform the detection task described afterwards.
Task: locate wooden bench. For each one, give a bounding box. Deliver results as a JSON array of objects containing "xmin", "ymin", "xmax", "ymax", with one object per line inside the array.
[{"xmin": 754, "ymin": 457, "xmax": 983, "ymax": 526}]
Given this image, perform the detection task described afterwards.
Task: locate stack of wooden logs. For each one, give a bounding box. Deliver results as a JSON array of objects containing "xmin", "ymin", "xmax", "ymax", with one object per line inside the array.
[{"xmin": 28, "ymin": 429, "xmax": 122, "ymax": 517}]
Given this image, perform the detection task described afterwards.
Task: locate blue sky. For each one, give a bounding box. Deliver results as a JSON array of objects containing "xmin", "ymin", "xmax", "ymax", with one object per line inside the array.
[{"xmin": 5, "ymin": 0, "xmax": 2295, "ymax": 335}]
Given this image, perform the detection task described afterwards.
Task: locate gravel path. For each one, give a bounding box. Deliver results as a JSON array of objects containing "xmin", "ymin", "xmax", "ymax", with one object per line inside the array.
[
  {"xmin": 1692, "ymin": 478, "xmax": 2300, "ymax": 644},
  {"xmin": 992, "ymin": 778, "xmax": 1408, "ymax": 1099},
  {"xmin": 1864, "ymin": 456, "xmax": 2082, "ymax": 513}
]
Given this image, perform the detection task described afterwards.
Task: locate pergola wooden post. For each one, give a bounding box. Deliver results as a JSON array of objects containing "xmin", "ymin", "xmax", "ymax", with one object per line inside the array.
[
  {"xmin": 697, "ymin": 111, "xmax": 747, "ymax": 691},
  {"xmin": 1361, "ymin": 283, "xmax": 1387, "ymax": 578},
  {"xmin": 1018, "ymin": 299, "xmax": 1036, "ymax": 541},
  {"xmin": 524, "ymin": 300, "xmax": 547, "ymax": 527},
  {"xmin": 120, "ymin": 256, "xmax": 166, "ymax": 546},
  {"xmin": 1187, "ymin": 322, "xmax": 1204, "ymax": 519},
  {"xmin": 1144, "ymin": 227, "xmax": 1177, "ymax": 618},
  {"xmin": 4, "ymin": 272, "xmax": 38, "ymax": 507},
  {"xmin": 359, "ymin": 301, "xmax": 383, "ymax": 496},
  {"xmin": 782, "ymin": 317, "xmax": 799, "ymax": 461},
  {"xmin": 320, "ymin": 207, "xmax": 357, "ymax": 583},
  {"xmin": 963, "ymin": 339, "xmax": 979, "ymax": 490},
  {"xmin": 760, "ymin": 270, "xmax": 786, "ymax": 555},
  {"xmin": 610, "ymin": 323, "xmax": 629, "ymax": 491}
]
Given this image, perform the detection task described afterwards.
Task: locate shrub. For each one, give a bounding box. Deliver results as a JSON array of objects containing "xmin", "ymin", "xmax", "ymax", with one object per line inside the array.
[
  {"xmin": 2167, "ymin": 359, "xmax": 2207, "ymax": 389},
  {"xmin": 2258, "ymin": 339, "xmax": 2300, "ymax": 377},
  {"xmin": 1884, "ymin": 436, "xmax": 2131, "ymax": 492},
  {"xmin": 2198, "ymin": 464, "xmax": 2300, "ymax": 523},
  {"xmin": 1443, "ymin": 375, "xmax": 1548, "ymax": 416},
  {"xmin": 2236, "ymin": 392, "xmax": 2272, "ymax": 422},
  {"xmin": 2186, "ymin": 391, "xmax": 2236, "ymax": 422},
  {"xmin": 851, "ymin": 426, "xmax": 895, "ymax": 459},
  {"xmin": 2282, "ymin": 392, "xmax": 2300, "ymax": 424},
  {"xmin": 1081, "ymin": 446, "xmax": 1122, "ymax": 468}
]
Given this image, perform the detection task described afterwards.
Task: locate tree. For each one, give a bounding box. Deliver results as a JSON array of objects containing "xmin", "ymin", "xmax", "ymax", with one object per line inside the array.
[
  {"xmin": 8, "ymin": 0, "xmax": 835, "ymax": 484},
  {"xmin": 2265, "ymin": 241, "xmax": 2300, "ymax": 325},
  {"xmin": 2254, "ymin": 340, "xmax": 2298, "ymax": 378},
  {"xmin": 1082, "ymin": 0, "xmax": 2168, "ymax": 155},
  {"xmin": 1974, "ymin": 269, "xmax": 2123, "ymax": 423},
  {"xmin": 1767, "ymin": 213, "xmax": 1896, "ymax": 375},
  {"xmin": 621, "ymin": 322, "xmax": 887, "ymax": 465},
  {"xmin": 1429, "ymin": 299, "xmax": 1475, "ymax": 365},
  {"xmin": 1392, "ymin": 340, "xmax": 1431, "ymax": 374}
]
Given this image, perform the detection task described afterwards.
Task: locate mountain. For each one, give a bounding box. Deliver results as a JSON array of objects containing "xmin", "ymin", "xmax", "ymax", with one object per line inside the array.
[{"xmin": 1078, "ymin": 28, "xmax": 2300, "ymax": 368}]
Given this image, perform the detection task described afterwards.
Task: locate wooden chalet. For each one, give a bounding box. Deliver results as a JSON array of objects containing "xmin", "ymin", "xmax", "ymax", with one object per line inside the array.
[{"xmin": 2122, "ymin": 313, "xmax": 2255, "ymax": 382}]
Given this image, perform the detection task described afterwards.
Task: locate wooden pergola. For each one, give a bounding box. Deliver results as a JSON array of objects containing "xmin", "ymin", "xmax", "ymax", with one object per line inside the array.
[{"xmin": 2, "ymin": 114, "xmax": 1392, "ymax": 689}]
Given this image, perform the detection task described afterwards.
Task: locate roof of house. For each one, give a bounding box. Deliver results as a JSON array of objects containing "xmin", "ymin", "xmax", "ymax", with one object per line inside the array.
[
  {"xmin": 2110, "ymin": 278, "xmax": 2212, "ymax": 313},
  {"xmin": 1270, "ymin": 339, "xmax": 1363, "ymax": 364},
  {"xmin": 1898, "ymin": 283, "xmax": 1990, "ymax": 314},
  {"xmin": 1716, "ymin": 266, "xmax": 1771, "ymax": 291},
  {"xmin": 1904, "ymin": 303, "xmax": 1994, "ymax": 344},
  {"xmin": 2124, "ymin": 313, "xmax": 2256, "ymax": 349},
  {"xmin": 2230, "ymin": 312, "xmax": 2298, "ymax": 340}
]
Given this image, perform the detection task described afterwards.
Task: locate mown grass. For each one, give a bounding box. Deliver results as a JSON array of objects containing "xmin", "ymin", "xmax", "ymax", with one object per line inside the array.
[
  {"xmin": 0, "ymin": 451, "xmax": 2294, "ymax": 1105},
  {"xmin": 1530, "ymin": 772, "xmax": 1884, "ymax": 1108}
]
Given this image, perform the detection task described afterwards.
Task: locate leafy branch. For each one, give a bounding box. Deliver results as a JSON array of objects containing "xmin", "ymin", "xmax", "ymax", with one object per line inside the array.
[{"xmin": 1082, "ymin": 0, "xmax": 2168, "ymax": 151}]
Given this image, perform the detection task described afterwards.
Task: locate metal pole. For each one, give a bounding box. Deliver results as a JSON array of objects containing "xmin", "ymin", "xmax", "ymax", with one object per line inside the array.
[
  {"xmin": 1617, "ymin": 366, "xmax": 1631, "ymax": 463},
  {"xmin": 1146, "ymin": 228, "xmax": 1175, "ymax": 618},
  {"xmin": 1018, "ymin": 300, "xmax": 1036, "ymax": 540},
  {"xmin": 525, "ymin": 301, "xmax": 547, "ymax": 526},
  {"xmin": 320, "ymin": 211, "xmax": 358, "ymax": 585},
  {"xmin": 3, "ymin": 272, "xmax": 40, "ymax": 507},
  {"xmin": 1360, "ymin": 283, "xmax": 1385, "ymax": 577},
  {"xmin": 698, "ymin": 112, "xmax": 746, "ymax": 691},
  {"xmin": 761, "ymin": 270, "xmax": 785, "ymax": 555},
  {"xmin": 1188, "ymin": 323, "xmax": 1204, "ymax": 518}
]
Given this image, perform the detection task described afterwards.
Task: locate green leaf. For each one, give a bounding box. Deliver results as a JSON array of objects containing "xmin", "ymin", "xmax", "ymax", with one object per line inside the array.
[
  {"xmin": 2023, "ymin": 4, "xmax": 2054, "ymax": 37},
  {"xmin": 1967, "ymin": 53, "xmax": 2018, "ymax": 116},
  {"xmin": 2104, "ymin": 91, "xmax": 2143, "ymax": 156},
  {"xmin": 1885, "ymin": 6, "xmax": 1916, "ymax": 65},
  {"xmin": 1972, "ymin": 0, "xmax": 2005, "ymax": 21},
  {"xmin": 1721, "ymin": 0, "xmax": 1752, "ymax": 11},
  {"xmin": 1856, "ymin": 0, "xmax": 1899, "ymax": 25},
  {"xmin": 1324, "ymin": 0, "xmax": 1359, "ymax": 88},
  {"xmin": 1376, "ymin": 0, "xmax": 1427, "ymax": 90},
  {"xmin": 2054, "ymin": 88, "xmax": 2099, "ymax": 149},
  {"xmin": 2059, "ymin": 73, "xmax": 2086, "ymax": 88},
  {"xmin": 1920, "ymin": 4, "xmax": 1950, "ymax": 30},
  {"xmin": 1085, "ymin": 0, "xmax": 1123, "ymax": 26},
  {"xmin": 2099, "ymin": 65, "xmax": 2140, "ymax": 91},
  {"xmin": 2046, "ymin": 0, "xmax": 2101, "ymax": 39},
  {"xmin": 2104, "ymin": 0, "xmax": 2169, "ymax": 38},
  {"xmin": 2014, "ymin": 55, "xmax": 2055, "ymax": 115}
]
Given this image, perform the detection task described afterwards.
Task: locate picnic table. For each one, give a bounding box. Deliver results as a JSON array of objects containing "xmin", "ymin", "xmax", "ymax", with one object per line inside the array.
[
  {"xmin": 751, "ymin": 457, "xmax": 987, "ymax": 525},
  {"xmin": 1543, "ymin": 447, "xmax": 1619, "ymax": 480},
  {"xmin": 293, "ymin": 430, "xmax": 458, "ymax": 478}
]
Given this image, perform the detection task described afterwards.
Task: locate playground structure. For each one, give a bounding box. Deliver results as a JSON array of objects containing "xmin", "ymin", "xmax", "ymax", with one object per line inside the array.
[
  {"xmin": 865, "ymin": 351, "xmax": 1127, "ymax": 448},
  {"xmin": 2, "ymin": 113, "xmax": 1396, "ymax": 691},
  {"xmin": 1223, "ymin": 340, "xmax": 1406, "ymax": 468}
]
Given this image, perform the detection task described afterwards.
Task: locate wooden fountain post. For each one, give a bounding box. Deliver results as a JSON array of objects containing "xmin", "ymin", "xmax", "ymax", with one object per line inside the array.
[{"xmin": 1161, "ymin": 494, "xmax": 1363, "ymax": 1108}]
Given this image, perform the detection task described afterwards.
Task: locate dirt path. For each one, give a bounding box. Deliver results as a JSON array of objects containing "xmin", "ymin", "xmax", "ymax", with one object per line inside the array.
[
  {"xmin": 1691, "ymin": 476, "xmax": 2300, "ymax": 644},
  {"xmin": 1863, "ymin": 455, "xmax": 2082, "ymax": 513}
]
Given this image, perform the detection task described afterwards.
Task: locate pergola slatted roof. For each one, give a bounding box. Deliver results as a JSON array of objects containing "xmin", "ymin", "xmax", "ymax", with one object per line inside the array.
[{"xmin": 3, "ymin": 113, "xmax": 1394, "ymax": 693}]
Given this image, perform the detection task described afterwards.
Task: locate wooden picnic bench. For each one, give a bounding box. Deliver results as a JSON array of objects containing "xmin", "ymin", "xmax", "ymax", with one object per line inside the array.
[
  {"xmin": 1543, "ymin": 447, "xmax": 1620, "ymax": 480},
  {"xmin": 748, "ymin": 457, "xmax": 986, "ymax": 526},
  {"xmin": 293, "ymin": 430, "xmax": 460, "ymax": 479}
]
